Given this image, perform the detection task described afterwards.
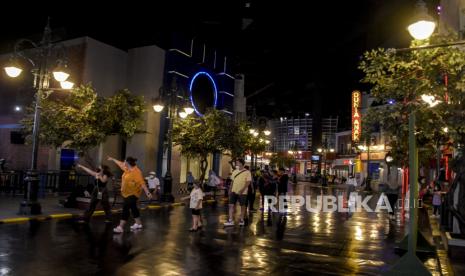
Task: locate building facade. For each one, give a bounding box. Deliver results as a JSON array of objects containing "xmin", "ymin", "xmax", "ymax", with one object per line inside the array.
[
  {"xmin": 321, "ymin": 116, "xmax": 338, "ymax": 150},
  {"xmin": 0, "ymin": 36, "xmax": 239, "ymax": 189}
]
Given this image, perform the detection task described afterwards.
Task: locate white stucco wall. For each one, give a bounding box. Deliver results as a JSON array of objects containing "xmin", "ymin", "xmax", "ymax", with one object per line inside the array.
[
  {"xmin": 82, "ymin": 37, "xmax": 128, "ymax": 97},
  {"xmin": 125, "ymin": 45, "xmax": 166, "ymax": 175}
]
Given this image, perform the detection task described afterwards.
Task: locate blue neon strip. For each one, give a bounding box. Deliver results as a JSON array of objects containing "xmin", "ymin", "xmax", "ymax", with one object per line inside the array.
[
  {"xmin": 219, "ymin": 91, "xmax": 234, "ymax": 97},
  {"xmin": 0, "ymin": 124, "xmax": 23, "ymax": 129}
]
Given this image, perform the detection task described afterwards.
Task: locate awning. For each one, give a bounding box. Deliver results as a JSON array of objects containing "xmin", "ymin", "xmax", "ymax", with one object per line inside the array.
[{"xmin": 332, "ymin": 165, "xmax": 349, "ymax": 170}]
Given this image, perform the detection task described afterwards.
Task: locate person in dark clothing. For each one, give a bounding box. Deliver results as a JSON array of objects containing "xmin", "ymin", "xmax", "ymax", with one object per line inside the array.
[
  {"xmin": 321, "ymin": 174, "xmax": 328, "ymax": 187},
  {"xmin": 187, "ymin": 171, "xmax": 195, "ymax": 193},
  {"xmin": 224, "ymin": 173, "xmax": 232, "ymax": 198},
  {"xmin": 278, "ymin": 168, "xmax": 289, "ymax": 195},
  {"xmin": 278, "ymin": 168, "xmax": 289, "ymax": 212},
  {"xmin": 262, "ymin": 170, "xmax": 278, "ymax": 212},
  {"xmin": 77, "ymin": 164, "xmax": 113, "ymax": 223},
  {"xmin": 258, "ymin": 171, "xmax": 266, "ymax": 210},
  {"xmin": 247, "ymin": 168, "xmax": 257, "ymax": 212}
]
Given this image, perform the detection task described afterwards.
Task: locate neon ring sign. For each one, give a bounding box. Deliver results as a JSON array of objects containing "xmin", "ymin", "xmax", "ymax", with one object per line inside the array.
[{"xmin": 189, "ymin": 71, "xmax": 218, "ymax": 116}]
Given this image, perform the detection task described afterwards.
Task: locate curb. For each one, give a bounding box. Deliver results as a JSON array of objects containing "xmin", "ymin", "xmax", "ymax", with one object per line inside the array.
[
  {"xmin": 0, "ymin": 200, "xmax": 201, "ymax": 225},
  {"xmin": 424, "ymin": 204, "xmax": 455, "ymax": 275}
]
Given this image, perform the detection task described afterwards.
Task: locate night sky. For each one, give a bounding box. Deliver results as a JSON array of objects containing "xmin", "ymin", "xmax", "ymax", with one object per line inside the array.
[{"xmin": 0, "ymin": 0, "xmax": 439, "ymax": 129}]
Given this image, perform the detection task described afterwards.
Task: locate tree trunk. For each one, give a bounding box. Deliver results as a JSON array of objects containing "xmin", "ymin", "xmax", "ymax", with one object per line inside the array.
[
  {"xmin": 199, "ymin": 155, "xmax": 208, "ymax": 185},
  {"xmin": 229, "ymin": 158, "xmax": 236, "ymax": 170}
]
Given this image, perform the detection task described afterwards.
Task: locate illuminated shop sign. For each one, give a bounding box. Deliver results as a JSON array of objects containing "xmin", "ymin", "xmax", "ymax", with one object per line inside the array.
[{"xmin": 352, "ymin": 90, "xmax": 361, "ymax": 142}]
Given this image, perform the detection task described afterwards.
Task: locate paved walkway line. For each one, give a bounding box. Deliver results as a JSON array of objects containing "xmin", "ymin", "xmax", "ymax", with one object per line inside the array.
[
  {"xmin": 0, "ymin": 200, "xmax": 209, "ymax": 225},
  {"xmin": 0, "ymin": 217, "xmax": 30, "ymax": 224},
  {"xmin": 49, "ymin": 214, "xmax": 74, "ymax": 219}
]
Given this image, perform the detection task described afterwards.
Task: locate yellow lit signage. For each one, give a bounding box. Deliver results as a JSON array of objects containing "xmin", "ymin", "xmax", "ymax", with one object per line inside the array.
[{"xmin": 352, "ymin": 90, "xmax": 361, "ymax": 142}]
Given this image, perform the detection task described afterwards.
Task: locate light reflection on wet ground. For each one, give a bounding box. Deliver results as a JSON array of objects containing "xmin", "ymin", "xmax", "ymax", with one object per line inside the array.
[{"xmin": 0, "ymin": 184, "xmax": 440, "ymax": 275}]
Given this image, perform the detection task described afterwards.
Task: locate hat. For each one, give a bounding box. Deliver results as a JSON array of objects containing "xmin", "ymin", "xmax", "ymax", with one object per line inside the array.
[{"xmin": 149, "ymin": 171, "xmax": 156, "ymax": 175}]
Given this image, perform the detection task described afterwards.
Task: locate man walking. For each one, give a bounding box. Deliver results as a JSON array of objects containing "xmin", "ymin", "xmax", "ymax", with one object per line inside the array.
[{"xmin": 224, "ymin": 158, "xmax": 252, "ymax": 227}]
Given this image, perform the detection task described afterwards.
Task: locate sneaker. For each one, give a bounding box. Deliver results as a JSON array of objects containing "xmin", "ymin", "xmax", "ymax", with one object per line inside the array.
[
  {"xmin": 113, "ymin": 226, "xmax": 124, "ymax": 233},
  {"xmin": 223, "ymin": 220, "xmax": 235, "ymax": 227},
  {"xmin": 239, "ymin": 220, "xmax": 245, "ymax": 226},
  {"xmin": 130, "ymin": 223, "xmax": 143, "ymax": 230}
]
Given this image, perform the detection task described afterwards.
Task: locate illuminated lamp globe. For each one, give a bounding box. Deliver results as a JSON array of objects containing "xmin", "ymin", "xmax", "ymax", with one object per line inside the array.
[
  {"xmin": 53, "ymin": 71, "xmax": 70, "ymax": 82},
  {"xmin": 4, "ymin": 66, "xmax": 22, "ymax": 78},
  {"xmin": 407, "ymin": 0, "xmax": 436, "ymax": 40},
  {"xmin": 184, "ymin": 106, "xmax": 195, "ymax": 115},
  {"xmin": 60, "ymin": 81, "xmax": 74, "ymax": 90},
  {"xmin": 179, "ymin": 111, "xmax": 188, "ymax": 119}
]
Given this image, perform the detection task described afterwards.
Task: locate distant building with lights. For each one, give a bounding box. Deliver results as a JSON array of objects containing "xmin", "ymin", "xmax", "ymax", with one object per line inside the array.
[
  {"xmin": 321, "ymin": 116, "xmax": 338, "ymax": 150},
  {"xmin": 270, "ymin": 116, "xmax": 313, "ymax": 152}
]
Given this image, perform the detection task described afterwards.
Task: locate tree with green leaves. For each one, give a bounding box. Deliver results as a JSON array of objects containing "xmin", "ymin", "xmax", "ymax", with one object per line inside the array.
[
  {"xmin": 269, "ymin": 152, "xmax": 296, "ymax": 169},
  {"xmin": 227, "ymin": 121, "xmax": 252, "ymax": 164},
  {"xmin": 226, "ymin": 120, "xmax": 269, "ymax": 170},
  {"xmin": 171, "ymin": 108, "xmax": 269, "ymax": 181},
  {"xmin": 359, "ymin": 33, "xmax": 465, "ymax": 232},
  {"xmin": 171, "ymin": 109, "xmax": 233, "ymax": 183},
  {"xmin": 21, "ymin": 84, "xmax": 145, "ymax": 165}
]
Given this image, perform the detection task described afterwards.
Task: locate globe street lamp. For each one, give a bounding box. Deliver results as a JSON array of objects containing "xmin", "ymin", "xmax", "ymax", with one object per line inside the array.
[
  {"xmin": 317, "ymin": 146, "xmax": 334, "ymax": 176},
  {"xmin": 387, "ymin": 1, "xmax": 437, "ymax": 274},
  {"xmin": 3, "ymin": 19, "xmax": 74, "ymax": 215},
  {"xmin": 407, "ymin": 0, "xmax": 436, "ymax": 40},
  {"xmin": 247, "ymin": 115, "xmax": 271, "ymax": 170},
  {"xmin": 153, "ymin": 75, "xmax": 192, "ymax": 202},
  {"xmin": 248, "ymin": 127, "xmax": 270, "ymax": 170}
]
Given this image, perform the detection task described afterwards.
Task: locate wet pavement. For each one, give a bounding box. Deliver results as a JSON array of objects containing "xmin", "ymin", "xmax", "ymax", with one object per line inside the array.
[{"xmin": 0, "ymin": 184, "xmax": 441, "ymax": 275}]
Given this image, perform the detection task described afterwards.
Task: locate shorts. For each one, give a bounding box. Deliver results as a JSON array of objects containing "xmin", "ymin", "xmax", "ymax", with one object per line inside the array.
[
  {"xmin": 191, "ymin": 208, "xmax": 201, "ymax": 215},
  {"xmin": 149, "ymin": 188, "xmax": 159, "ymax": 194},
  {"xmin": 229, "ymin": 192, "xmax": 247, "ymax": 206}
]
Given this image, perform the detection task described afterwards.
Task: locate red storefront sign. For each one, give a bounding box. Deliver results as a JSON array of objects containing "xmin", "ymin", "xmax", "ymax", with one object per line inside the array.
[{"xmin": 352, "ymin": 90, "xmax": 361, "ymax": 142}]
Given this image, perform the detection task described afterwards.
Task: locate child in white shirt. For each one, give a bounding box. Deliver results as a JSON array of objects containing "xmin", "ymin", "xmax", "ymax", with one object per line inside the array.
[{"xmin": 182, "ymin": 182, "xmax": 203, "ymax": 232}]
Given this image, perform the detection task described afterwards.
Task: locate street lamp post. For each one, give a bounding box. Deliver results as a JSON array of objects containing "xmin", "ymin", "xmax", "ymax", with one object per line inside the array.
[
  {"xmin": 317, "ymin": 147, "xmax": 334, "ymax": 176},
  {"xmin": 3, "ymin": 19, "xmax": 74, "ymax": 215},
  {"xmin": 249, "ymin": 127, "xmax": 271, "ymax": 170},
  {"xmin": 365, "ymin": 137, "xmax": 375, "ymax": 192},
  {"xmin": 153, "ymin": 75, "xmax": 193, "ymax": 202},
  {"xmin": 386, "ymin": 1, "xmax": 437, "ymax": 274},
  {"xmin": 317, "ymin": 146, "xmax": 334, "ymax": 186}
]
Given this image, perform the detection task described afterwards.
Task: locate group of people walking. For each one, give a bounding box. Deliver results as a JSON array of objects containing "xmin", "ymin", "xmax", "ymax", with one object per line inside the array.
[
  {"xmin": 224, "ymin": 161, "xmax": 290, "ymax": 227},
  {"xmin": 76, "ymin": 156, "xmax": 154, "ymax": 233},
  {"xmin": 74, "ymin": 155, "xmax": 290, "ymax": 233}
]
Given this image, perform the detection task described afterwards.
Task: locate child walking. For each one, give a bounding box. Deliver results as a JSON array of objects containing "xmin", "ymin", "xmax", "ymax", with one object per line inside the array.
[
  {"xmin": 432, "ymin": 185, "xmax": 442, "ymax": 217},
  {"xmin": 182, "ymin": 182, "xmax": 204, "ymax": 232}
]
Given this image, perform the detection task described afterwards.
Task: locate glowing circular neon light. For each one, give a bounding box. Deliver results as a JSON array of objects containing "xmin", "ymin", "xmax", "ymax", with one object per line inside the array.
[{"xmin": 189, "ymin": 71, "xmax": 218, "ymax": 116}]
